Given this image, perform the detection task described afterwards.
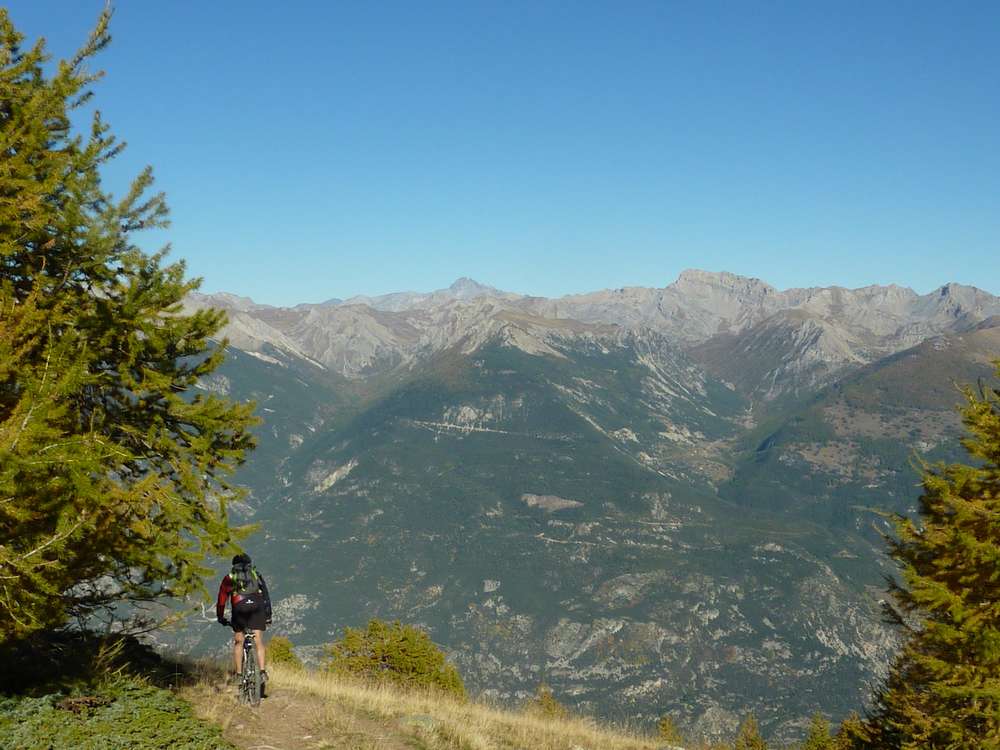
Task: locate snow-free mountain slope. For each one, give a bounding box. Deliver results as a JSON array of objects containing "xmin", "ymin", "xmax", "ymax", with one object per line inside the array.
[
  {"xmin": 200, "ymin": 338, "xmax": 893, "ymax": 742},
  {"xmin": 171, "ymin": 271, "xmax": 999, "ymax": 742}
]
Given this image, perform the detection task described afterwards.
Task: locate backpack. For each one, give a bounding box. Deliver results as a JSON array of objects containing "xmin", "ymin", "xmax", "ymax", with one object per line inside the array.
[{"xmin": 230, "ymin": 562, "xmax": 262, "ymax": 613}]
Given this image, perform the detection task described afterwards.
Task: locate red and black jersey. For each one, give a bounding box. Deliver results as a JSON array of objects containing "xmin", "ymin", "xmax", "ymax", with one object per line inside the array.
[{"xmin": 216, "ymin": 572, "xmax": 272, "ymax": 621}]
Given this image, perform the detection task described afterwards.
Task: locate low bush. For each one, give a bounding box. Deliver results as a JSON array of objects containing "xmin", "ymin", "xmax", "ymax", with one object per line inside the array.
[
  {"xmin": 268, "ymin": 635, "xmax": 303, "ymax": 669},
  {"xmin": 526, "ymin": 683, "xmax": 570, "ymax": 719},
  {"xmin": 0, "ymin": 631, "xmax": 191, "ymax": 695},
  {"xmin": 0, "ymin": 676, "xmax": 234, "ymax": 749},
  {"xmin": 324, "ymin": 619, "xmax": 465, "ymax": 699}
]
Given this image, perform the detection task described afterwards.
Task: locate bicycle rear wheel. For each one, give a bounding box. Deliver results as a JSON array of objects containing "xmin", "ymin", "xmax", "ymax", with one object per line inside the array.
[{"xmin": 241, "ymin": 641, "xmax": 262, "ymax": 706}]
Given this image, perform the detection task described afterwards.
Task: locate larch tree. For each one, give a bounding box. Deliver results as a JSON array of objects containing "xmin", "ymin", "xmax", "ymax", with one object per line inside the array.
[
  {"xmin": 848, "ymin": 361, "xmax": 1000, "ymax": 748},
  {"xmin": 0, "ymin": 8, "xmax": 256, "ymax": 642}
]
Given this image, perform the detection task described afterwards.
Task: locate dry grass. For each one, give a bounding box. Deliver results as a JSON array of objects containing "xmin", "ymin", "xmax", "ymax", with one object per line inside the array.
[
  {"xmin": 177, "ymin": 669, "xmax": 240, "ymax": 737},
  {"xmin": 253, "ymin": 663, "xmax": 673, "ymax": 750}
]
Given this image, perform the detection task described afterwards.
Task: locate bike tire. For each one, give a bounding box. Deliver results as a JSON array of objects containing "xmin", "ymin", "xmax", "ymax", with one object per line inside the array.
[{"xmin": 241, "ymin": 641, "xmax": 262, "ymax": 706}]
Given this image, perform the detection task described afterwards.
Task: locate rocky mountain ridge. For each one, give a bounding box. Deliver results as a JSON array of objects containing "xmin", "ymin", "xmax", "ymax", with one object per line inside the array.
[{"xmin": 186, "ymin": 270, "xmax": 999, "ymax": 399}]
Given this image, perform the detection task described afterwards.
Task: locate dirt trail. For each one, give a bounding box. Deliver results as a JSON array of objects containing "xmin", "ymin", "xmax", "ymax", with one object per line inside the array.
[{"xmin": 185, "ymin": 680, "xmax": 420, "ymax": 750}]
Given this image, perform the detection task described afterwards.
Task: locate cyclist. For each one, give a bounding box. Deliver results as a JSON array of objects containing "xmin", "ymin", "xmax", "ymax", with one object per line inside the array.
[{"xmin": 216, "ymin": 552, "xmax": 273, "ymax": 687}]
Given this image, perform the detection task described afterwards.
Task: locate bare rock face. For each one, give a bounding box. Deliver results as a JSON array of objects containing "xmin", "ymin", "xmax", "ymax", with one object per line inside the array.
[
  {"xmin": 521, "ymin": 493, "xmax": 584, "ymax": 512},
  {"xmin": 689, "ymin": 309, "xmax": 870, "ymax": 403},
  {"xmin": 655, "ymin": 269, "xmax": 784, "ymax": 339}
]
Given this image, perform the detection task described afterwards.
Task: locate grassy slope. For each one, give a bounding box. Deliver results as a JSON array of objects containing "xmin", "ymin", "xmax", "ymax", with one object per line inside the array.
[{"xmin": 183, "ymin": 662, "xmax": 722, "ymax": 750}]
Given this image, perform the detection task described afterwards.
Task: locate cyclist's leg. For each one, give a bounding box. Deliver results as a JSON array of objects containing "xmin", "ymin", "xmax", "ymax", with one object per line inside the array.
[
  {"xmin": 233, "ymin": 630, "xmax": 245, "ymax": 674},
  {"xmin": 253, "ymin": 629, "xmax": 265, "ymax": 671}
]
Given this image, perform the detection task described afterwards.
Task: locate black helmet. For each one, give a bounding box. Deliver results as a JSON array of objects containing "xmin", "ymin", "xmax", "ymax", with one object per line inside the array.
[{"xmin": 232, "ymin": 553, "xmax": 251, "ymax": 566}]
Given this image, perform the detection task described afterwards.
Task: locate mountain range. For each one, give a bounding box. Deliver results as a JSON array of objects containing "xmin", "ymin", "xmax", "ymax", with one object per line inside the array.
[{"xmin": 172, "ymin": 270, "xmax": 1000, "ymax": 742}]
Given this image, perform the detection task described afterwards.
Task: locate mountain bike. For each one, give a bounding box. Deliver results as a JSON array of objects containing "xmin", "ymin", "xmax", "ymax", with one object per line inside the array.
[{"xmin": 237, "ymin": 627, "xmax": 263, "ymax": 706}]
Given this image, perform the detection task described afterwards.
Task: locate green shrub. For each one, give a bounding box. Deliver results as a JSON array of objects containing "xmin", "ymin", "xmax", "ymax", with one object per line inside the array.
[
  {"xmin": 324, "ymin": 619, "xmax": 465, "ymax": 699},
  {"xmin": 0, "ymin": 632, "xmax": 227, "ymax": 748},
  {"xmin": 0, "ymin": 631, "xmax": 192, "ymax": 695},
  {"xmin": 0, "ymin": 676, "xmax": 234, "ymax": 749},
  {"xmin": 527, "ymin": 683, "xmax": 570, "ymax": 719},
  {"xmin": 268, "ymin": 636, "xmax": 302, "ymax": 669}
]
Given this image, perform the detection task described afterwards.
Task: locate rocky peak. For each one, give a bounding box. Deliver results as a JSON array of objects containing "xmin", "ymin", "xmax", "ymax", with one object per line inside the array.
[
  {"xmin": 907, "ymin": 282, "xmax": 1000, "ymax": 327},
  {"xmin": 933, "ymin": 281, "xmax": 992, "ymax": 306},
  {"xmin": 671, "ymin": 269, "xmax": 777, "ymax": 297},
  {"xmin": 189, "ymin": 291, "xmax": 266, "ymax": 312},
  {"xmin": 448, "ymin": 277, "xmax": 496, "ymax": 298}
]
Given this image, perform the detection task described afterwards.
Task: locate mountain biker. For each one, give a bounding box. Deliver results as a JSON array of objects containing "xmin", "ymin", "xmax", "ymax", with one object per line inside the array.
[{"xmin": 216, "ymin": 553, "xmax": 273, "ymax": 687}]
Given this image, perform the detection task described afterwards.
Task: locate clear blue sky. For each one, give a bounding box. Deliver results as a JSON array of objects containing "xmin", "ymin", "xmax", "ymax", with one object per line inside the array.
[{"xmin": 8, "ymin": 1, "xmax": 1000, "ymax": 305}]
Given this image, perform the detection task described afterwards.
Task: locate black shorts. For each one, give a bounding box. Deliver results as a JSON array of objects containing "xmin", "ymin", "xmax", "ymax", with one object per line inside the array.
[{"xmin": 231, "ymin": 606, "xmax": 268, "ymax": 632}]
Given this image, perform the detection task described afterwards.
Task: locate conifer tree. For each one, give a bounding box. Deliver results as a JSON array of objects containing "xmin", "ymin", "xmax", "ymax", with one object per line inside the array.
[
  {"xmin": 0, "ymin": 9, "xmax": 256, "ymax": 641},
  {"xmin": 834, "ymin": 713, "xmax": 866, "ymax": 749},
  {"xmin": 801, "ymin": 712, "xmax": 834, "ymax": 750},
  {"xmin": 529, "ymin": 682, "xmax": 571, "ymax": 719},
  {"xmin": 657, "ymin": 714, "xmax": 686, "ymax": 744},
  {"xmin": 734, "ymin": 713, "xmax": 768, "ymax": 750},
  {"xmin": 850, "ymin": 361, "xmax": 1000, "ymax": 747}
]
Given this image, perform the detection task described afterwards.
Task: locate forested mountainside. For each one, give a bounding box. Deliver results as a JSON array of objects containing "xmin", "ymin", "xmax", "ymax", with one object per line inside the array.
[{"xmin": 172, "ymin": 270, "xmax": 1000, "ymax": 741}]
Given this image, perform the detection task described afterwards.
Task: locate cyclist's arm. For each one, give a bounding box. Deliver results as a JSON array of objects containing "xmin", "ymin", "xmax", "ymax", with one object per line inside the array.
[
  {"xmin": 259, "ymin": 574, "xmax": 272, "ymax": 621},
  {"xmin": 216, "ymin": 575, "xmax": 232, "ymax": 621}
]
